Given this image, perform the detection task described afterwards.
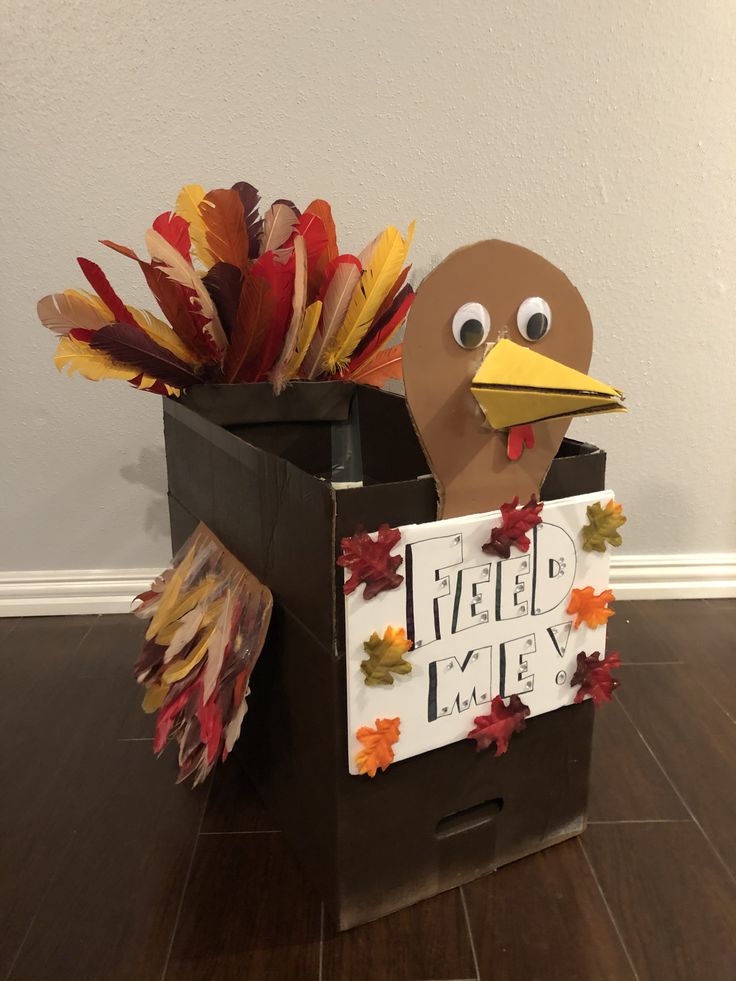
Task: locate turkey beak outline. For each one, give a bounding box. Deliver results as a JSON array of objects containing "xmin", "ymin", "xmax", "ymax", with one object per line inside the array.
[{"xmin": 470, "ymin": 338, "xmax": 625, "ymax": 430}]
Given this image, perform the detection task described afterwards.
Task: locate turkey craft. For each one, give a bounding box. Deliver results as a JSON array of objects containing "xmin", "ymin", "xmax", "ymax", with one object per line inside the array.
[{"xmin": 36, "ymin": 187, "xmax": 626, "ymax": 783}]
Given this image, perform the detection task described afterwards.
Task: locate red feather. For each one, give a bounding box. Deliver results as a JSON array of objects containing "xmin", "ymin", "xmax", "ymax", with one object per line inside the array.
[
  {"xmin": 90, "ymin": 322, "xmax": 202, "ymax": 387},
  {"xmin": 152, "ymin": 212, "xmax": 192, "ymax": 263},
  {"xmin": 223, "ymin": 264, "xmax": 271, "ymax": 382},
  {"xmin": 100, "ymin": 240, "xmax": 219, "ymax": 364},
  {"xmin": 373, "ymin": 265, "xmax": 411, "ymax": 324},
  {"xmin": 292, "ymin": 211, "xmax": 328, "ymax": 300},
  {"xmin": 304, "ymin": 199, "xmax": 338, "ymax": 262},
  {"xmin": 344, "ymin": 285, "xmax": 414, "ymax": 375},
  {"xmin": 76, "ymin": 257, "xmax": 138, "ymax": 328},
  {"xmin": 250, "ymin": 251, "xmax": 296, "ymax": 381}
]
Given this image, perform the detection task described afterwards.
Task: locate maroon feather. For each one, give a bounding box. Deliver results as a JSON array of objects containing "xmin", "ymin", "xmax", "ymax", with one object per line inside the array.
[
  {"xmin": 100, "ymin": 240, "xmax": 220, "ymax": 364},
  {"xmin": 152, "ymin": 212, "xmax": 192, "ymax": 263},
  {"xmin": 90, "ymin": 322, "xmax": 201, "ymax": 387},
  {"xmin": 231, "ymin": 182, "xmax": 262, "ymax": 258},
  {"xmin": 77, "ymin": 257, "xmax": 138, "ymax": 328},
  {"xmin": 345, "ymin": 285, "xmax": 415, "ymax": 373},
  {"xmin": 203, "ymin": 263, "xmax": 243, "ymax": 341}
]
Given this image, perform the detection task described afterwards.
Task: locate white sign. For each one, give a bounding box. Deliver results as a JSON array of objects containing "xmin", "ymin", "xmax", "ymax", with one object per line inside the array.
[{"xmin": 344, "ymin": 491, "xmax": 613, "ymax": 773}]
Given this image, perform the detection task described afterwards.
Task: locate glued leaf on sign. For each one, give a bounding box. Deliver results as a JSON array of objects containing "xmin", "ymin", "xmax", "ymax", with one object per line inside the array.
[
  {"xmin": 467, "ymin": 695, "xmax": 530, "ymax": 756},
  {"xmin": 481, "ymin": 495, "xmax": 544, "ymax": 559},
  {"xmin": 360, "ymin": 626, "xmax": 413, "ymax": 686},
  {"xmin": 567, "ymin": 586, "xmax": 616, "ymax": 630},
  {"xmin": 337, "ymin": 523, "xmax": 404, "ymax": 599},
  {"xmin": 582, "ymin": 500, "xmax": 626, "ymax": 552},
  {"xmin": 355, "ymin": 717, "xmax": 401, "ymax": 777},
  {"xmin": 570, "ymin": 651, "xmax": 621, "ymax": 707}
]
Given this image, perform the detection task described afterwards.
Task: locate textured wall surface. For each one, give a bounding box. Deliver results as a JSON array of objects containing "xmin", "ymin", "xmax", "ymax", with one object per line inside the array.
[{"xmin": 3, "ymin": 0, "xmax": 735, "ymax": 571}]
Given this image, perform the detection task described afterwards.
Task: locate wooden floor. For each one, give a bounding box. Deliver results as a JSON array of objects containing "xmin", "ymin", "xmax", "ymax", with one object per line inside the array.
[{"xmin": 0, "ymin": 600, "xmax": 734, "ymax": 980}]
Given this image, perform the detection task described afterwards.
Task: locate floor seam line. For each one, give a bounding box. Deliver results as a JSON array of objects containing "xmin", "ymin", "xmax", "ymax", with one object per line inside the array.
[
  {"xmin": 459, "ymin": 886, "xmax": 481, "ymax": 981},
  {"xmin": 318, "ymin": 901, "xmax": 324, "ymax": 981},
  {"xmin": 159, "ymin": 778, "xmax": 214, "ymax": 981},
  {"xmin": 578, "ymin": 837, "xmax": 640, "ymax": 981}
]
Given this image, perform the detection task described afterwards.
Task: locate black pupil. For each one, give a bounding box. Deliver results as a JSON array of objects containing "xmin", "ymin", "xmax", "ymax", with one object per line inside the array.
[
  {"xmin": 526, "ymin": 312, "xmax": 548, "ymax": 340},
  {"xmin": 460, "ymin": 318, "xmax": 484, "ymax": 348}
]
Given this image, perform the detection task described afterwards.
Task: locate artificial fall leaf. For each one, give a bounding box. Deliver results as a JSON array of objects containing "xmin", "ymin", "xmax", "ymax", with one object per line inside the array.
[
  {"xmin": 482, "ymin": 495, "xmax": 544, "ymax": 559},
  {"xmin": 567, "ymin": 586, "xmax": 616, "ymax": 629},
  {"xmin": 360, "ymin": 626, "xmax": 413, "ymax": 686},
  {"xmin": 355, "ymin": 717, "xmax": 401, "ymax": 777},
  {"xmin": 571, "ymin": 651, "xmax": 621, "ymax": 706},
  {"xmin": 337, "ymin": 523, "xmax": 404, "ymax": 599},
  {"xmin": 467, "ymin": 695, "xmax": 530, "ymax": 756},
  {"xmin": 582, "ymin": 499, "xmax": 627, "ymax": 552}
]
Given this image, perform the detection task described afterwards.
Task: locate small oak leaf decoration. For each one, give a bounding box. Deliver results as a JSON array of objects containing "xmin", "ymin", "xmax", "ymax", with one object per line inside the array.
[
  {"xmin": 567, "ymin": 586, "xmax": 616, "ymax": 629},
  {"xmin": 361, "ymin": 626, "xmax": 413, "ymax": 686},
  {"xmin": 582, "ymin": 500, "xmax": 626, "ymax": 552},
  {"xmin": 571, "ymin": 651, "xmax": 621, "ymax": 706},
  {"xmin": 467, "ymin": 695, "xmax": 530, "ymax": 756},
  {"xmin": 337, "ymin": 524, "xmax": 404, "ymax": 599},
  {"xmin": 482, "ymin": 495, "xmax": 544, "ymax": 559},
  {"xmin": 355, "ymin": 717, "xmax": 401, "ymax": 777}
]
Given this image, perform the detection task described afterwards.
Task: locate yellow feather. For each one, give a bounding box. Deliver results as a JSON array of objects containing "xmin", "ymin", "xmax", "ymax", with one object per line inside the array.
[
  {"xmin": 124, "ymin": 304, "xmax": 200, "ymax": 365},
  {"xmin": 174, "ymin": 183, "xmax": 213, "ymax": 269},
  {"xmin": 161, "ymin": 622, "xmax": 217, "ymax": 684},
  {"xmin": 326, "ymin": 221, "xmax": 415, "ymax": 370},
  {"xmin": 285, "ymin": 300, "xmax": 322, "ymax": 380},
  {"xmin": 64, "ymin": 288, "xmax": 114, "ymax": 320},
  {"xmin": 54, "ymin": 336, "xmax": 179, "ymax": 396}
]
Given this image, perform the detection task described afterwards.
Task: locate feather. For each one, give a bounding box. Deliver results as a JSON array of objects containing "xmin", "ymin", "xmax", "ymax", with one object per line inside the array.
[
  {"xmin": 174, "ymin": 183, "xmax": 213, "ymax": 268},
  {"xmin": 202, "ymin": 262, "xmax": 243, "ymax": 341},
  {"xmin": 373, "ymin": 265, "xmax": 411, "ymax": 324},
  {"xmin": 302, "ymin": 255, "xmax": 362, "ymax": 379},
  {"xmin": 201, "ymin": 591, "xmax": 232, "ymax": 703},
  {"xmin": 37, "ymin": 291, "xmax": 110, "ymax": 336},
  {"xmin": 358, "ymin": 232, "xmax": 381, "ymax": 269},
  {"xmin": 54, "ymin": 334, "xmax": 177, "ymax": 394},
  {"xmin": 76, "ymin": 257, "xmax": 138, "ymax": 328},
  {"xmin": 251, "ymin": 250, "xmax": 296, "ymax": 381},
  {"xmin": 269, "ymin": 235, "xmax": 307, "ymax": 394},
  {"xmin": 223, "ymin": 268, "xmax": 270, "ymax": 382},
  {"xmin": 347, "ymin": 344, "xmax": 404, "ymax": 387},
  {"xmin": 124, "ymin": 304, "xmax": 200, "ymax": 365},
  {"xmin": 260, "ymin": 200, "xmax": 299, "ymax": 254},
  {"xmin": 287, "ymin": 300, "xmax": 322, "ymax": 380},
  {"xmin": 90, "ymin": 322, "xmax": 201, "ymax": 388},
  {"xmin": 145, "ymin": 228, "xmax": 228, "ymax": 354},
  {"xmin": 304, "ymin": 199, "xmax": 338, "ymax": 262},
  {"xmin": 345, "ymin": 284, "xmax": 414, "ymax": 373},
  {"xmin": 200, "ymin": 188, "xmax": 250, "ymax": 272},
  {"xmin": 152, "ymin": 212, "xmax": 192, "ymax": 262},
  {"xmin": 231, "ymin": 181, "xmax": 262, "ymax": 258},
  {"xmin": 101, "ymin": 239, "xmax": 219, "ymax": 364},
  {"xmin": 325, "ymin": 222, "xmax": 415, "ymax": 371},
  {"xmin": 294, "ymin": 211, "xmax": 329, "ymax": 299}
]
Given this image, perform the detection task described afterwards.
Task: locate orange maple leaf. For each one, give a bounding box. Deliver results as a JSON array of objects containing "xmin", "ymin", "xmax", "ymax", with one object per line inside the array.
[
  {"xmin": 355, "ymin": 717, "xmax": 401, "ymax": 777},
  {"xmin": 567, "ymin": 586, "xmax": 616, "ymax": 629}
]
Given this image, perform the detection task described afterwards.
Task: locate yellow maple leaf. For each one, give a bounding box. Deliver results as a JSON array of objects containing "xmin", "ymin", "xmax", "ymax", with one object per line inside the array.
[
  {"xmin": 567, "ymin": 587, "xmax": 616, "ymax": 629},
  {"xmin": 582, "ymin": 500, "xmax": 627, "ymax": 552},
  {"xmin": 361, "ymin": 626, "xmax": 413, "ymax": 686},
  {"xmin": 355, "ymin": 717, "xmax": 401, "ymax": 777}
]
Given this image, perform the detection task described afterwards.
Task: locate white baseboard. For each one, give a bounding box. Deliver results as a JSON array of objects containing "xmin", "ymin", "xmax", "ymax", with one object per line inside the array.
[{"xmin": 0, "ymin": 554, "xmax": 734, "ymax": 617}]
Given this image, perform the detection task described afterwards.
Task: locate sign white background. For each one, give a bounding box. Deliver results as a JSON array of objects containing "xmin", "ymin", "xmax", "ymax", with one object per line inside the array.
[{"xmin": 345, "ymin": 491, "xmax": 614, "ymax": 773}]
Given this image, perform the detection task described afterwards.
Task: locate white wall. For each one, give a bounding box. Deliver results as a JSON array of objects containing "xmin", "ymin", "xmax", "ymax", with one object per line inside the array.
[{"xmin": 3, "ymin": 0, "xmax": 736, "ymax": 576}]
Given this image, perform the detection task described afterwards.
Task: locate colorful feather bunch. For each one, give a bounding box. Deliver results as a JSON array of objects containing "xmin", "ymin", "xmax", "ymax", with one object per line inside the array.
[
  {"xmin": 133, "ymin": 523, "xmax": 272, "ymax": 785},
  {"xmin": 38, "ymin": 182, "xmax": 416, "ymax": 396}
]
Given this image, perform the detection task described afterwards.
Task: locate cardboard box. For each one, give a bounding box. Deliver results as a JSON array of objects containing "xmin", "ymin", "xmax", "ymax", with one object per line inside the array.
[{"xmin": 164, "ymin": 382, "xmax": 605, "ymax": 929}]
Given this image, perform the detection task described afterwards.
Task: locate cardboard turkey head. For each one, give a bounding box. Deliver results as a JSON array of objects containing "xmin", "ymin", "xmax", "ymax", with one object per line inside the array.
[{"xmin": 403, "ymin": 240, "xmax": 624, "ymax": 518}]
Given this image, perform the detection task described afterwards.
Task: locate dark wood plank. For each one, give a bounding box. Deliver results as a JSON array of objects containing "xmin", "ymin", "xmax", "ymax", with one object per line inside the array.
[
  {"xmin": 606, "ymin": 600, "xmax": 702, "ymax": 663},
  {"xmin": 164, "ymin": 833, "xmax": 321, "ymax": 981},
  {"xmin": 463, "ymin": 838, "xmax": 634, "ymax": 981},
  {"xmin": 0, "ymin": 616, "xmax": 22, "ymax": 641},
  {"xmin": 583, "ymin": 822, "xmax": 736, "ymax": 981},
  {"xmin": 201, "ymin": 756, "xmax": 279, "ymax": 834},
  {"xmin": 616, "ymin": 663, "xmax": 736, "ymax": 873},
  {"xmin": 588, "ymin": 699, "xmax": 688, "ymax": 822},
  {"xmin": 8, "ymin": 741, "xmax": 207, "ymax": 981},
  {"xmin": 322, "ymin": 887, "xmax": 477, "ymax": 981},
  {"xmin": 680, "ymin": 599, "xmax": 736, "ymax": 721}
]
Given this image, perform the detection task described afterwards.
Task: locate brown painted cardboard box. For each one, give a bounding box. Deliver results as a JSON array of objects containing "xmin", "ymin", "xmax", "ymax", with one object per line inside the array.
[{"xmin": 164, "ymin": 382, "xmax": 604, "ymax": 930}]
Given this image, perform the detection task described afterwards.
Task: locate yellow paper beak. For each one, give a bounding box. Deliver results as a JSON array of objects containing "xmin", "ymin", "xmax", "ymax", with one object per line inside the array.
[{"xmin": 471, "ymin": 338, "xmax": 625, "ymax": 430}]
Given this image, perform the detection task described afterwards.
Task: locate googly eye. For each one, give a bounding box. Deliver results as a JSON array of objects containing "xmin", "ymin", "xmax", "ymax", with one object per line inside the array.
[
  {"xmin": 452, "ymin": 302, "xmax": 491, "ymax": 349},
  {"xmin": 517, "ymin": 297, "xmax": 551, "ymax": 342}
]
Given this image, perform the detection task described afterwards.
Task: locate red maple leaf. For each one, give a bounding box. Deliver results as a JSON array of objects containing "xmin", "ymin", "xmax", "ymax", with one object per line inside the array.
[
  {"xmin": 571, "ymin": 651, "xmax": 621, "ymax": 706},
  {"xmin": 482, "ymin": 495, "xmax": 544, "ymax": 559},
  {"xmin": 337, "ymin": 524, "xmax": 404, "ymax": 599},
  {"xmin": 467, "ymin": 694, "xmax": 531, "ymax": 756}
]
